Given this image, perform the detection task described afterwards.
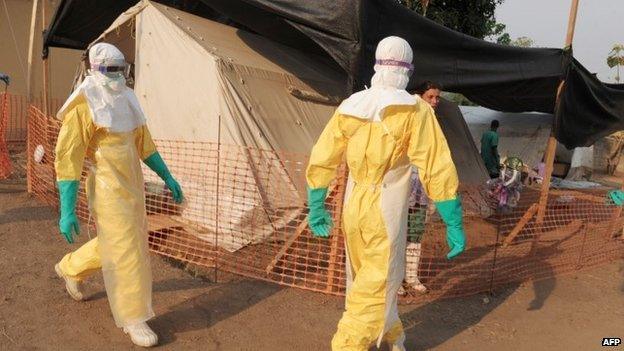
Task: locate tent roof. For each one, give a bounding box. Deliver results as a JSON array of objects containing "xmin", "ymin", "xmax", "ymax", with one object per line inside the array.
[
  {"xmin": 153, "ymin": 3, "xmax": 344, "ymax": 89},
  {"xmin": 90, "ymin": 1, "xmax": 345, "ymax": 96}
]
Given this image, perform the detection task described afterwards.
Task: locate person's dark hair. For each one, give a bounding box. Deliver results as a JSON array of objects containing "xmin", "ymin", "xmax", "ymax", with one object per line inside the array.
[
  {"xmin": 414, "ymin": 81, "xmax": 442, "ymax": 95},
  {"xmin": 491, "ymin": 120, "xmax": 500, "ymax": 129}
]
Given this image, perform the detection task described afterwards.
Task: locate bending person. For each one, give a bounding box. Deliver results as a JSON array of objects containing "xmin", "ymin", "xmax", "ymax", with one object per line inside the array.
[
  {"xmin": 53, "ymin": 43, "xmax": 183, "ymax": 348},
  {"xmin": 306, "ymin": 37, "xmax": 466, "ymax": 351}
]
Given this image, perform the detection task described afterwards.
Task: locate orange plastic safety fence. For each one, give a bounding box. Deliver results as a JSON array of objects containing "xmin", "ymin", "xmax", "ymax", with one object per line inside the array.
[
  {"xmin": 0, "ymin": 93, "xmax": 12, "ymax": 179},
  {"xmin": 26, "ymin": 104, "xmax": 624, "ymax": 304},
  {"xmin": 1, "ymin": 93, "xmax": 62, "ymax": 150}
]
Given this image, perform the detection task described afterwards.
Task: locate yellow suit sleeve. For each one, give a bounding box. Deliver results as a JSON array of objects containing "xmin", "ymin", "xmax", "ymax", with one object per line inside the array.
[
  {"xmin": 54, "ymin": 96, "xmax": 95, "ymax": 181},
  {"xmin": 306, "ymin": 112, "xmax": 347, "ymax": 189},
  {"xmin": 135, "ymin": 124, "xmax": 158, "ymax": 160},
  {"xmin": 407, "ymin": 102, "xmax": 459, "ymax": 202}
]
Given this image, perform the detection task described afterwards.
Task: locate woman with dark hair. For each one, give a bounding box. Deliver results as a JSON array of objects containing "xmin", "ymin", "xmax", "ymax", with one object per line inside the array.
[
  {"xmin": 414, "ymin": 81, "xmax": 442, "ymax": 110},
  {"xmin": 399, "ymin": 81, "xmax": 445, "ymax": 296}
]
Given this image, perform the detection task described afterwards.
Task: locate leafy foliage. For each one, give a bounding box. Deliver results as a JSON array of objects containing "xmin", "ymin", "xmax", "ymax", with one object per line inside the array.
[
  {"xmin": 399, "ymin": 0, "xmax": 509, "ymax": 42},
  {"xmin": 607, "ymin": 44, "xmax": 624, "ymax": 82},
  {"xmin": 510, "ymin": 36, "xmax": 534, "ymax": 48}
]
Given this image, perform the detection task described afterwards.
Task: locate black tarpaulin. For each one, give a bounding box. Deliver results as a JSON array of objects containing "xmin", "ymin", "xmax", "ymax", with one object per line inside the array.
[
  {"xmin": 358, "ymin": 1, "xmax": 565, "ymax": 113},
  {"xmin": 200, "ymin": 0, "xmax": 566, "ymax": 113},
  {"xmin": 43, "ymin": 0, "xmax": 624, "ymax": 148},
  {"xmin": 556, "ymin": 59, "xmax": 624, "ymax": 148},
  {"xmin": 44, "ymin": 0, "xmax": 138, "ymax": 51}
]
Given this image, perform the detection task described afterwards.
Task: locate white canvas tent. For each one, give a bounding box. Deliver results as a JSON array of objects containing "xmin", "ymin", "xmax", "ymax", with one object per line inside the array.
[
  {"xmin": 460, "ymin": 106, "xmax": 554, "ymax": 169},
  {"xmin": 436, "ymin": 99, "xmax": 488, "ymax": 184},
  {"xmin": 79, "ymin": 1, "xmax": 346, "ymax": 251}
]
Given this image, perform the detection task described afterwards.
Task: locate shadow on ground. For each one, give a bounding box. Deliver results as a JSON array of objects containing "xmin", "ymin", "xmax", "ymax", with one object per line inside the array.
[
  {"xmin": 151, "ymin": 279, "xmax": 282, "ymax": 346},
  {"xmin": 0, "ymin": 205, "xmax": 56, "ymax": 224}
]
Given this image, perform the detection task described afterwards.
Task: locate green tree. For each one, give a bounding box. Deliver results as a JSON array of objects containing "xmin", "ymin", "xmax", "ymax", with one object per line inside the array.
[
  {"xmin": 442, "ymin": 92, "xmax": 478, "ymax": 106},
  {"xmin": 399, "ymin": 0, "xmax": 509, "ymax": 42},
  {"xmin": 607, "ymin": 44, "xmax": 624, "ymax": 83},
  {"xmin": 510, "ymin": 36, "xmax": 534, "ymax": 48}
]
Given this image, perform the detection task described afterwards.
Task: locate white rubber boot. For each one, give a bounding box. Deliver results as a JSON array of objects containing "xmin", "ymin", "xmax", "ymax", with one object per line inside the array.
[
  {"xmin": 54, "ymin": 263, "xmax": 84, "ymax": 301},
  {"xmin": 405, "ymin": 243, "xmax": 428, "ymax": 294},
  {"xmin": 387, "ymin": 331, "xmax": 407, "ymax": 351},
  {"xmin": 408, "ymin": 280, "xmax": 428, "ymax": 294},
  {"xmin": 123, "ymin": 322, "xmax": 158, "ymax": 347},
  {"xmin": 390, "ymin": 332, "xmax": 407, "ymax": 351}
]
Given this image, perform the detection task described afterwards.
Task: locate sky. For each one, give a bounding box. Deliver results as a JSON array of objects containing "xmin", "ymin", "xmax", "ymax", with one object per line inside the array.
[{"xmin": 496, "ymin": 0, "xmax": 624, "ymax": 82}]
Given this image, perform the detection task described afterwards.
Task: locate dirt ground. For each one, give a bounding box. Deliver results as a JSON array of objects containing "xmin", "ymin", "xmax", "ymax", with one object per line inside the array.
[{"xmin": 0, "ymin": 180, "xmax": 623, "ymax": 351}]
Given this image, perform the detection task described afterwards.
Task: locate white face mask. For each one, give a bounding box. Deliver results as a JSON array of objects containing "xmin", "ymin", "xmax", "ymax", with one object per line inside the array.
[
  {"xmin": 105, "ymin": 74, "xmax": 127, "ymax": 91},
  {"xmin": 91, "ymin": 71, "xmax": 126, "ymax": 92}
]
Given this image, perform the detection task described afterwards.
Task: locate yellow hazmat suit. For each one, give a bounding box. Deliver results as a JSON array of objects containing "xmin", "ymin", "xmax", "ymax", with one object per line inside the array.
[
  {"xmin": 54, "ymin": 43, "xmax": 182, "ymax": 347},
  {"xmin": 56, "ymin": 93, "xmax": 157, "ymax": 326},
  {"xmin": 306, "ymin": 37, "xmax": 460, "ymax": 350}
]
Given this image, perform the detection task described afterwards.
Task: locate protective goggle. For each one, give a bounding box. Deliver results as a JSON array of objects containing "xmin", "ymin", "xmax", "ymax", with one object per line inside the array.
[
  {"xmin": 91, "ymin": 63, "xmax": 131, "ymax": 78},
  {"xmin": 375, "ymin": 59, "xmax": 414, "ymax": 76}
]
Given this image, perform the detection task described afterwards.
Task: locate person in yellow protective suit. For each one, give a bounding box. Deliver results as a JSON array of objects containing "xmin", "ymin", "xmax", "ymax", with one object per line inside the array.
[
  {"xmin": 53, "ymin": 43, "xmax": 183, "ymax": 348},
  {"xmin": 306, "ymin": 36, "xmax": 466, "ymax": 351}
]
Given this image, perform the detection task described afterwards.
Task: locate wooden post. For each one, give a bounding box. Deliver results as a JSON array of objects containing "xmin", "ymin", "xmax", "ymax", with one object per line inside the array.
[
  {"xmin": 41, "ymin": 0, "xmax": 50, "ymax": 116},
  {"xmin": 563, "ymin": 0, "xmax": 580, "ymax": 49},
  {"xmin": 26, "ymin": 0, "xmax": 39, "ymax": 194},
  {"xmin": 214, "ymin": 114, "xmax": 221, "ymax": 282},
  {"xmin": 536, "ymin": 136, "xmax": 557, "ymax": 223},
  {"xmin": 26, "ymin": 0, "xmax": 39, "ymax": 102},
  {"xmin": 535, "ymin": 0, "xmax": 580, "ymax": 225},
  {"xmin": 503, "ymin": 203, "xmax": 538, "ymax": 247}
]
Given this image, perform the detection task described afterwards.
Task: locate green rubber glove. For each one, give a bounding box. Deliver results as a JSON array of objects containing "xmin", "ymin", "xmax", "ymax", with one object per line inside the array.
[
  {"xmin": 57, "ymin": 180, "xmax": 80, "ymax": 244},
  {"xmin": 144, "ymin": 152, "xmax": 184, "ymax": 203},
  {"xmin": 608, "ymin": 190, "xmax": 624, "ymax": 206},
  {"xmin": 307, "ymin": 187, "xmax": 333, "ymax": 238},
  {"xmin": 434, "ymin": 197, "xmax": 466, "ymax": 260}
]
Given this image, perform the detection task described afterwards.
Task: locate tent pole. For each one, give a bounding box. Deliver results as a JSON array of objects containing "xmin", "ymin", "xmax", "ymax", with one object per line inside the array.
[
  {"xmin": 215, "ymin": 114, "xmax": 221, "ymax": 283},
  {"xmin": 41, "ymin": 0, "xmax": 49, "ymax": 116},
  {"xmin": 536, "ymin": 0, "xmax": 580, "ymax": 224},
  {"xmin": 26, "ymin": 0, "xmax": 40, "ymax": 103},
  {"xmin": 26, "ymin": 0, "xmax": 39, "ymax": 194}
]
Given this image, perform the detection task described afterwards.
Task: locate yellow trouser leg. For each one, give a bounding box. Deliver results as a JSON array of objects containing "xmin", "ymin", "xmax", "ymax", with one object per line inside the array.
[
  {"xmin": 383, "ymin": 322, "xmax": 406, "ymax": 351},
  {"xmin": 332, "ymin": 194, "xmax": 390, "ymax": 351},
  {"xmin": 59, "ymin": 237, "xmax": 102, "ymax": 281}
]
